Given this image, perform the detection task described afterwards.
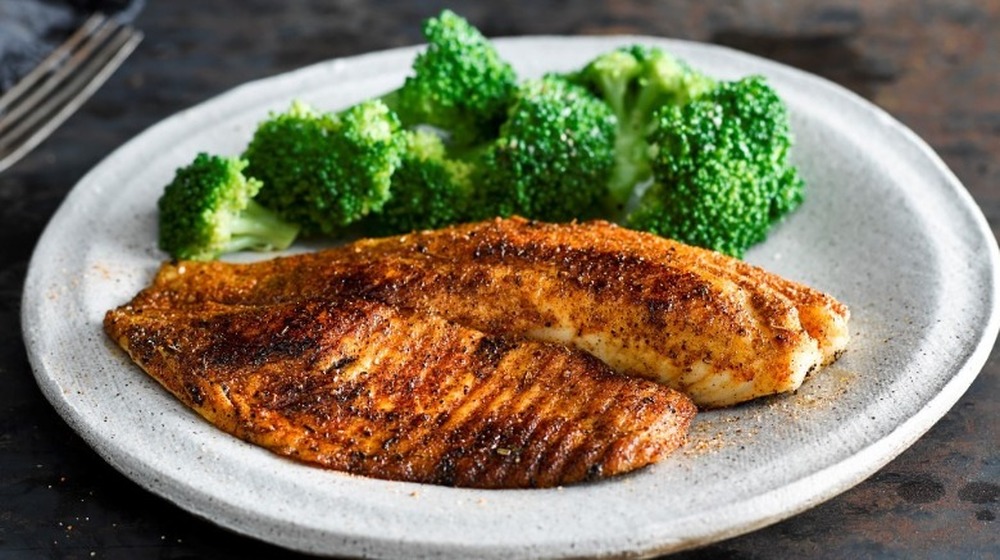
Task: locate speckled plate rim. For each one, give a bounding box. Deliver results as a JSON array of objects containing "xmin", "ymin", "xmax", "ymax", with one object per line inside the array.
[{"xmin": 22, "ymin": 36, "xmax": 1000, "ymax": 559}]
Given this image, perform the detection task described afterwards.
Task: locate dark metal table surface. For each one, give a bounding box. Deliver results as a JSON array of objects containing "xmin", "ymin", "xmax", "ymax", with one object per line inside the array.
[{"xmin": 2, "ymin": 1, "xmax": 997, "ymax": 558}]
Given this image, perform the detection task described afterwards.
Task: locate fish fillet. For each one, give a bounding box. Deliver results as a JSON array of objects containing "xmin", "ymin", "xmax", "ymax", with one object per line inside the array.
[
  {"xmin": 131, "ymin": 217, "xmax": 849, "ymax": 408},
  {"xmin": 104, "ymin": 297, "xmax": 696, "ymax": 488}
]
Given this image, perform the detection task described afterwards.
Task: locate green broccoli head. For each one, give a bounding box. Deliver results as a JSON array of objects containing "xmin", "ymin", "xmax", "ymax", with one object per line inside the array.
[
  {"xmin": 475, "ymin": 75, "xmax": 617, "ymax": 222},
  {"xmin": 243, "ymin": 99, "xmax": 403, "ymax": 235},
  {"xmin": 363, "ymin": 128, "xmax": 477, "ymax": 235},
  {"xmin": 568, "ymin": 44, "xmax": 717, "ymax": 211},
  {"xmin": 157, "ymin": 153, "xmax": 300, "ymax": 261},
  {"xmin": 388, "ymin": 9, "xmax": 518, "ymax": 147},
  {"xmin": 626, "ymin": 75, "xmax": 805, "ymax": 258}
]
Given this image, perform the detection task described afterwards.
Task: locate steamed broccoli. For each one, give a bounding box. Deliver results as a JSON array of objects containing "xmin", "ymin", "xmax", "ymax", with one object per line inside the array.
[
  {"xmin": 382, "ymin": 9, "xmax": 518, "ymax": 148},
  {"xmin": 243, "ymin": 99, "xmax": 403, "ymax": 235},
  {"xmin": 566, "ymin": 45, "xmax": 717, "ymax": 212},
  {"xmin": 626, "ymin": 76, "xmax": 805, "ymax": 257},
  {"xmin": 475, "ymin": 75, "xmax": 617, "ymax": 222},
  {"xmin": 158, "ymin": 10, "xmax": 807, "ymax": 263},
  {"xmin": 362, "ymin": 128, "xmax": 477, "ymax": 235},
  {"xmin": 157, "ymin": 153, "xmax": 299, "ymax": 261}
]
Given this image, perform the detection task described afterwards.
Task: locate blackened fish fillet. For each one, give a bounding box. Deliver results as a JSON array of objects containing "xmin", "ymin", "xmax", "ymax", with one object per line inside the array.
[
  {"xmin": 131, "ymin": 217, "xmax": 850, "ymax": 407},
  {"xmin": 104, "ymin": 298, "xmax": 696, "ymax": 488}
]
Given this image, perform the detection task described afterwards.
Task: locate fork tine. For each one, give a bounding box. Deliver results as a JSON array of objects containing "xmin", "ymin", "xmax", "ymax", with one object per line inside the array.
[
  {"xmin": 0, "ymin": 16, "xmax": 143, "ymax": 173},
  {"xmin": 0, "ymin": 13, "xmax": 107, "ymax": 111},
  {"xmin": 0, "ymin": 20, "xmax": 132, "ymax": 135},
  {"xmin": 0, "ymin": 16, "xmax": 121, "ymax": 130}
]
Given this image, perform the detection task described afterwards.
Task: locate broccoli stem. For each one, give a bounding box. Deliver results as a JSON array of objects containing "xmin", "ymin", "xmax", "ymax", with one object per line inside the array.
[
  {"xmin": 225, "ymin": 199, "xmax": 300, "ymax": 254},
  {"xmin": 606, "ymin": 127, "xmax": 650, "ymax": 213}
]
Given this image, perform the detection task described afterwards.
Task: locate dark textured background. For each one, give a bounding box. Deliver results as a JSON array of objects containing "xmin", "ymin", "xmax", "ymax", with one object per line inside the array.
[{"xmin": 2, "ymin": 1, "xmax": 997, "ymax": 558}]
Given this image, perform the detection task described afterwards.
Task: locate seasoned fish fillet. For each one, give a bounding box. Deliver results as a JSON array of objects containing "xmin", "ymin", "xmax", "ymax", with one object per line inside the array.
[
  {"xmin": 104, "ymin": 297, "xmax": 696, "ymax": 488},
  {"xmin": 131, "ymin": 217, "xmax": 849, "ymax": 407}
]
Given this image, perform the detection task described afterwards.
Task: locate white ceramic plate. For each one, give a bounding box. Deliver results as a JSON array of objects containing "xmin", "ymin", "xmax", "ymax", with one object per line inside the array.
[{"xmin": 22, "ymin": 36, "xmax": 1000, "ymax": 558}]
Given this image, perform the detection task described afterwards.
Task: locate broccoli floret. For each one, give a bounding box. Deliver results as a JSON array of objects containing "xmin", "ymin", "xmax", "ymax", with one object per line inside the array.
[
  {"xmin": 383, "ymin": 9, "xmax": 518, "ymax": 148},
  {"xmin": 157, "ymin": 153, "xmax": 299, "ymax": 261},
  {"xmin": 567, "ymin": 45, "xmax": 717, "ymax": 212},
  {"xmin": 475, "ymin": 75, "xmax": 617, "ymax": 222},
  {"xmin": 625, "ymin": 76, "xmax": 805, "ymax": 258},
  {"xmin": 243, "ymin": 99, "xmax": 403, "ymax": 235},
  {"xmin": 363, "ymin": 128, "xmax": 476, "ymax": 235}
]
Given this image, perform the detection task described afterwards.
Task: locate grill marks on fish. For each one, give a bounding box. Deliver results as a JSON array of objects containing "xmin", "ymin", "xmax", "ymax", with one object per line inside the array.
[
  {"xmin": 104, "ymin": 298, "xmax": 695, "ymax": 489},
  {"xmin": 104, "ymin": 217, "xmax": 849, "ymax": 486},
  {"xmin": 135, "ymin": 217, "xmax": 849, "ymax": 407}
]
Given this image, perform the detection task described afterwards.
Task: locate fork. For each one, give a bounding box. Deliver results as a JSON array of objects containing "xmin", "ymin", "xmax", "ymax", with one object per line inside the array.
[{"xmin": 0, "ymin": 13, "xmax": 143, "ymax": 173}]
